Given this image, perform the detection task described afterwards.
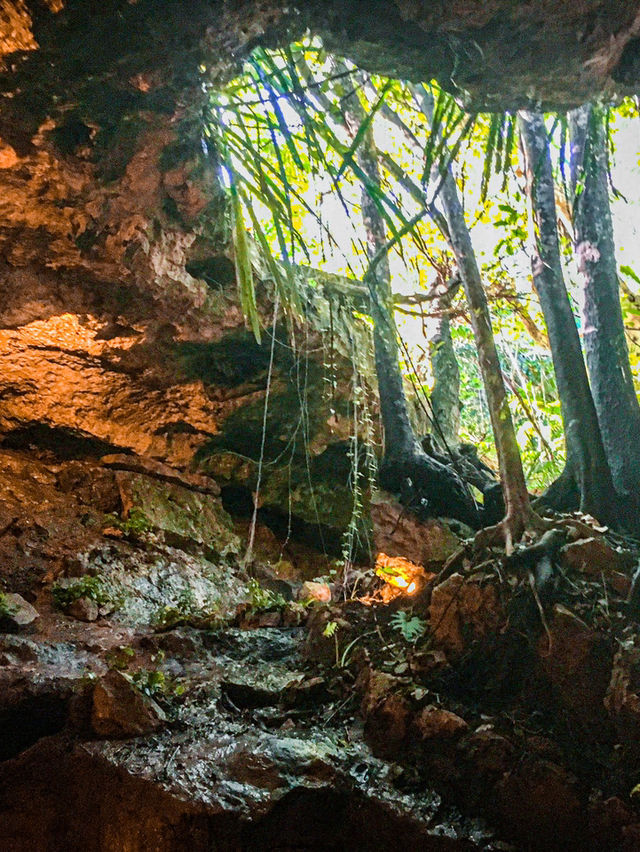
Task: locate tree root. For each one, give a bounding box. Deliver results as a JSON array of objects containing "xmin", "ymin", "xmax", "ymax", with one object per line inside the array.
[
  {"xmin": 379, "ymin": 446, "xmax": 481, "ymax": 529},
  {"xmin": 473, "ymin": 508, "xmax": 552, "ymax": 556}
]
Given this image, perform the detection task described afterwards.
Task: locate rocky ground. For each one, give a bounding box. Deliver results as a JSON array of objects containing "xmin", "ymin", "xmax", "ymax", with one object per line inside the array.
[{"xmin": 2, "ymin": 446, "xmax": 640, "ymax": 850}]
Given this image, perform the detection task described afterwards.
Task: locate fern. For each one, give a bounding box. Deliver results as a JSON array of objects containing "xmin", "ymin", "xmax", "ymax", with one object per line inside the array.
[{"xmin": 390, "ymin": 611, "xmax": 426, "ymax": 643}]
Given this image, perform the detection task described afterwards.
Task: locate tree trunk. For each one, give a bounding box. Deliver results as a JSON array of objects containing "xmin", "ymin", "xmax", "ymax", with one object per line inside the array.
[
  {"xmin": 413, "ymin": 86, "xmax": 534, "ymax": 545},
  {"xmin": 437, "ymin": 168, "xmax": 533, "ymax": 545},
  {"xmin": 428, "ymin": 274, "xmax": 462, "ymax": 450},
  {"xmin": 518, "ymin": 110, "xmax": 618, "ymax": 525},
  {"xmin": 569, "ymin": 104, "xmax": 640, "ymax": 519},
  {"xmin": 339, "ymin": 76, "xmax": 480, "ymax": 528}
]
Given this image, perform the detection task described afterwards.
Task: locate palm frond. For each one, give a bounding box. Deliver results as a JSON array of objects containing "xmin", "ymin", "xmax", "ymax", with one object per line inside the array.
[
  {"xmin": 230, "ymin": 179, "xmax": 261, "ymax": 343},
  {"xmin": 243, "ymin": 189, "xmax": 302, "ymax": 317},
  {"xmin": 480, "ymin": 113, "xmax": 502, "ymax": 202},
  {"xmin": 248, "ymin": 51, "xmax": 304, "ymax": 171},
  {"xmin": 335, "ymin": 79, "xmax": 392, "ymax": 181}
]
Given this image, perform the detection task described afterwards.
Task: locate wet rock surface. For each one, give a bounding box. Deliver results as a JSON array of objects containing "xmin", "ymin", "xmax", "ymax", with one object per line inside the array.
[
  {"xmin": 2, "ymin": 451, "xmax": 640, "ymax": 849},
  {"xmin": 0, "ymin": 447, "xmax": 488, "ymax": 850},
  {"xmin": 0, "ymin": 620, "xmax": 496, "ymax": 851}
]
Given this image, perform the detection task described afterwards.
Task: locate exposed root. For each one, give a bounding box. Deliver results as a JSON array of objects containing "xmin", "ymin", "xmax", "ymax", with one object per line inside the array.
[
  {"xmin": 552, "ymin": 515, "xmax": 609, "ymax": 539},
  {"xmin": 527, "ymin": 568, "xmax": 553, "ymax": 656},
  {"xmin": 473, "ymin": 508, "xmax": 551, "ymax": 556},
  {"xmin": 432, "ymin": 545, "xmax": 467, "ymax": 586},
  {"xmin": 379, "ymin": 447, "xmax": 481, "ymax": 529}
]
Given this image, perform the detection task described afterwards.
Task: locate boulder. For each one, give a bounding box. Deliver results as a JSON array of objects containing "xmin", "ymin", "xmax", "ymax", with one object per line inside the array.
[
  {"xmin": 563, "ymin": 537, "xmax": 634, "ymax": 577},
  {"xmin": 91, "ymin": 670, "xmax": 167, "ymax": 738},
  {"xmin": 0, "ymin": 594, "xmax": 39, "ymax": 631},
  {"xmin": 371, "ymin": 496, "xmax": 463, "ymax": 570},
  {"xmin": 463, "ymin": 725, "xmax": 514, "ymax": 777},
  {"xmin": 538, "ymin": 604, "xmax": 613, "ymax": 732},
  {"xmin": 429, "ymin": 573, "xmax": 503, "ymax": 655},
  {"xmin": 67, "ymin": 596, "xmax": 99, "ymax": 622},
  {"xmin": 114, "ymin": 471, "xmax": 239, "ymax": 555},
  {"xmin": 298, "ymin": 581, "xmax": 332, "ymax": 603},
  {"xmin": 495, "ymin": 757, "xmax": 582, "ymax": 847},
  {"xmin": 413, "ymin": 706, "xmax": 468, "ymax": 741},
  {"xmin": 358, "ymin": 669, "xmax": 411, "ymax": 756}
]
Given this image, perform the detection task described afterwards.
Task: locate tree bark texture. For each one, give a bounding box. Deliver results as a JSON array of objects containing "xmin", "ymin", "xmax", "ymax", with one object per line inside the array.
[
  {"xmin": 518, "ymin": 111, "xmax": 617, "ymax": 525},
  {"xmin": 438, "ymin": 168, "xmax": 532, "ymax": 543},
  {"xmin": 428, "ymin": 275, "xmax": 462, "ymax": 451},
  {"xmin": 570, "ymin": 104, "xmax": 640, "ymax": 508}
]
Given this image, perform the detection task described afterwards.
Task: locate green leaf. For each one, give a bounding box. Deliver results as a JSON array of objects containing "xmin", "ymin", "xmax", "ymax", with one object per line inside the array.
[
  {"xmin": 323, "ymin": 620, "xmax": 338, "ymax": 638},
  {"xmin": 390, "ymin": 611, "xmax": 426, "ymax": 643},
  {"xmin": 230, "ymin": 181, "xmax": 261, "ymax": 343},
  {"xmin": 335, "ymin": 79, "xmax": 392, "ymax": 181},
  {"xmin": 242, "ymin": 186, "xmax": 303, "ymax": 317},
  {"xmin": 621, "ymin": 265, "xmax": 640, "ymax": 286},
  {"xmin": 480, "ymin": 113, "xmax": 501, "ymax": 202}
]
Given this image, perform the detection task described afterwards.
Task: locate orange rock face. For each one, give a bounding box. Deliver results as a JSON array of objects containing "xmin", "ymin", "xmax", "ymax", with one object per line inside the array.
[
  {"xmin": 429, "ymin": 571, "xmax": 504, "ymax": 655},
  {"xmin": 372, "ymin": 497, "xmax": 463, "ymax": 569}
]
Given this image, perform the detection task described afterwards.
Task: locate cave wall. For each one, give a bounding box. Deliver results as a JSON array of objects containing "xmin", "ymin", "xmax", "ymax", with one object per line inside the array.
[
  {"xmin": 305, "ymin": 0, "xmax": 640, "ymax": 110},
  {"xmin": 0, "ymin": 0, "xmax": 375, "ymax": 551}
]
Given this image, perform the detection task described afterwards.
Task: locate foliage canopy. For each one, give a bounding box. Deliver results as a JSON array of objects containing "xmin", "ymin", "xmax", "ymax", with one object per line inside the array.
[{"xmin": 207, "ymin": 38, "xmax": 640, "ymax": 498}]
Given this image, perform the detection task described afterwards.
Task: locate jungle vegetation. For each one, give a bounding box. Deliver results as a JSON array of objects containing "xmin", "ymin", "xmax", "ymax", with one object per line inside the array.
[{"xmin": 206, "ymin": 39, "xmax": 640, "ymax": 548}]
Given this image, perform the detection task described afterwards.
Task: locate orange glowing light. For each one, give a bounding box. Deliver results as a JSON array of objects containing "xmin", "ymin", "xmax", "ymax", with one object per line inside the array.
[{"xmin": 374, "ymin": 553, "xmax": 426, "ymax": 596}]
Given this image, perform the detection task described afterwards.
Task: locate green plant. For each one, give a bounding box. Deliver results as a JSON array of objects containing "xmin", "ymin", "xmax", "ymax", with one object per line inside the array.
[
  {"xmin": 390, "ymin": 611, "xmax": 427, "ymax": 643},
  {"xmin": 105, "ymin": 645, "xmax": 136, "ymax": 670},
  {"xmin": 322, "ymin": 619, "xmax": 341, "ymax": 666},
  {"xmin": 177, "ymin": 587, "xmax": 196, "ymax": 611},
  {"xmin": 52, "ymin": 575, "xmax": 113, "ymax": 610},
  {"xmin": 322, "ymin": 619, "xmax": 338, "ymax": 638},
  {"xmin": 247, "ymin": 578, "xmax": 288, "ymax": 612},
  {"xmin": 103, "ymin": 507, "xmax": 153, "ymax": 536},
  {"xmin": 0, "ymin": 592, "xmax": 16, "ymax": 620},
  {"xmin": 130, "ymin": 667, "xmax": 185, "ymax": 699},
  {"xmin": 151, "ymin": 605, "xmax": 184, "ymax": 630},
  {"xmin": 151, "ymin": 595, "xmax": 222, "ymax": 631},
  {"xmin": 130, "ymin": 668, "xmax": 167, "ymax": 696}
]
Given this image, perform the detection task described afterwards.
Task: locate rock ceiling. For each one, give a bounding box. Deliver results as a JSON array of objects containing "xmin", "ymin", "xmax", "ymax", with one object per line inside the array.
[{"xmin": 1, "ymin": 1, "xmax": 639, "ymax": 125}]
